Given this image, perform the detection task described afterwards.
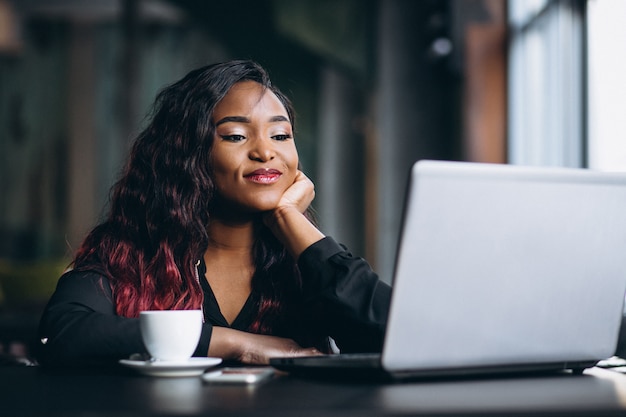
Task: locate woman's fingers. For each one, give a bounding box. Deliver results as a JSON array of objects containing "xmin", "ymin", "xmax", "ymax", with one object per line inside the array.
[{"xmin": 278, "ymin": 171, "xmax": 315, "ymax": 213}]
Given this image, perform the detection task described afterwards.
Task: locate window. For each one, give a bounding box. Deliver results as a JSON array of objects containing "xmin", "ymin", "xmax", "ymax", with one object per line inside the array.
[
  {"xmin": 508, "ymin": 0, "xmax": 626, "ymax": 171},
  {"xmin": 586, "ymin": 0, "xmax": 626, "ymax": 171},
  {"xmin": 508, "ymin": 0, "xmax": 585, "ymax": 168}
]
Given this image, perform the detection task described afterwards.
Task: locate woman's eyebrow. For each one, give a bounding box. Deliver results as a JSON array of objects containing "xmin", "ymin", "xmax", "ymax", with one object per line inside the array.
[
  {"xmin": 269, "ymin": 115, "xmax": 290, "ymax": 123},
  {"xmin": 215, "ymin": 115, "xmax": 290, "ymax": 126},
  {"xmin": 215, "ymin": 116, "xmax": 249, "ymax": 126}
]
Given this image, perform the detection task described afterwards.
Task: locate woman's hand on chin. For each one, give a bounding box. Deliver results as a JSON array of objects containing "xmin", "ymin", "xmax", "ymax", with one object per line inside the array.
[
  {"xmin": 208, "ymin": 327, "xmax": 322, "ymax": 365},
  {"xmin": 275, "ymin": 170, "xmax": 315, "ymax": 214},
  {"xmin": 262, "ymin": 170, "xmax": 325, "ymax": 259}
]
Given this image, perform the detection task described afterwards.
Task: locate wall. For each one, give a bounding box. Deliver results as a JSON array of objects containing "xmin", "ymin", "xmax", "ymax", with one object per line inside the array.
[{"xmin": 0, "ymin": 13, "xmax": 227, "ymax": 261}]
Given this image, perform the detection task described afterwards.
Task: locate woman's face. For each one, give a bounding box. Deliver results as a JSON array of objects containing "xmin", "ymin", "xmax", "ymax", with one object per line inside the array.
[{"xmin": 210, "ymin": 81, "xmax": 299, "ymax": 215}]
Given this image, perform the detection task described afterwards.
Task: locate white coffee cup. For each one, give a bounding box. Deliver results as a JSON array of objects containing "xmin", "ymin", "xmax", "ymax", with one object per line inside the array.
[{"xmin": 139, "ymin": 310, "xmax": 203, "ymax": 362}]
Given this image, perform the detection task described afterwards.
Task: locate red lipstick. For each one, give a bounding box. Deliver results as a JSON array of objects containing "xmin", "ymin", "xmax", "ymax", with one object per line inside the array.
[{"xmin": 244, "ymin": 168, "xmax": 282, "ymax": 184}]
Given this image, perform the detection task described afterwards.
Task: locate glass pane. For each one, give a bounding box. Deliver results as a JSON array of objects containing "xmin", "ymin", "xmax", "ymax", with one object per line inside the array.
[
  {"xmin": 587, "ymin": 0, "xmax": 626, "ymax": 171},
  {"xmin": 508, "ymin": 0, "xmax": 583, "ymax": 167}
]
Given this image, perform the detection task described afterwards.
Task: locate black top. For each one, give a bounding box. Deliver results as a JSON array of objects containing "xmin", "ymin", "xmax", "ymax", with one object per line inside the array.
[{"xmin": 37, "ymin": 237, "xmax": 391, "ymax": 366}]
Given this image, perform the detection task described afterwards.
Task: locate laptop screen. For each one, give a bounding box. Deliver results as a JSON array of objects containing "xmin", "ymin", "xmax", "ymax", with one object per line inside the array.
[{"xmin": 383, "ymin": 161, "xmax": 626, "ymax": 372}]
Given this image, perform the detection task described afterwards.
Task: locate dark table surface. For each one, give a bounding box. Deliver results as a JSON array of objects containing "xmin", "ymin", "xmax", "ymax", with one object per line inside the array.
[{"xmin": 2, "ymin": 365, "xmax": 626, "ymax": 416}]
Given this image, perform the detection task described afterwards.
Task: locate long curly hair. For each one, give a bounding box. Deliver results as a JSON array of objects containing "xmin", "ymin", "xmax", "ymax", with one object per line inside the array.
[{"xmin": 73, "ymin": 60, "xmax": 313, "ymax": 335}]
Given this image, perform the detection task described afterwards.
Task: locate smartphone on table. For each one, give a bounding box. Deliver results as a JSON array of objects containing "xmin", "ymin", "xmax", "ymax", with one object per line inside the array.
[{"xmin": 202, "ymin": 366, "xmax": 275, "ymax": 384}]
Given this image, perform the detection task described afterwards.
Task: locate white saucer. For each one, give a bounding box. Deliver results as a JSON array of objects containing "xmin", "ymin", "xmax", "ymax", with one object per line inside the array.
[{"xmin": 119, "ymin": 357, "xmax": 222, "ymax": 377}]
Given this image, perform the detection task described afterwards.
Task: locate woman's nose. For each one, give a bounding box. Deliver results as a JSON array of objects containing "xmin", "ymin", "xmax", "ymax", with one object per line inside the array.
[{"xmin": 248, "ymin": 137, "xmax": 276, "ymax": 162}]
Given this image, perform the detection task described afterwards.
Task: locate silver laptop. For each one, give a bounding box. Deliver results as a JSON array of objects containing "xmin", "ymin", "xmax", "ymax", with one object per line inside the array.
[{"xmin": 271, "ymin": 160, "xmax": 626, "ymax": 379}]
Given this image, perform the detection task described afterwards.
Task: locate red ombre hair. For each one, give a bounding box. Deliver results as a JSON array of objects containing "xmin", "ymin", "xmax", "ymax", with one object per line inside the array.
[{"xmin": 73, "ymin": 61, "xmax": 313, "ymax": 334}]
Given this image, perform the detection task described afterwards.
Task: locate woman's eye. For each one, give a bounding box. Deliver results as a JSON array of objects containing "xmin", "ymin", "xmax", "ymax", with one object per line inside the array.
[
  {"xmin": 221, "ymin": 134, "xmax": 245, "ymax": 142},
  {"xmin": 272, "ymin": 134, "xmax": 292, "ymax": 141}
]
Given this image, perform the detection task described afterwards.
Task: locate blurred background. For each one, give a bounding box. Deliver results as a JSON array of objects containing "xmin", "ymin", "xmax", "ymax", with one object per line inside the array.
[{"xmin": 0, "ymin": 0, "xmax": 624, "ymax": 363}]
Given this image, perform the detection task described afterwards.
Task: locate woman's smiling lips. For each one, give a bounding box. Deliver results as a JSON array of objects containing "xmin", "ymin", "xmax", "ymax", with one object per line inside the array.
[{"xmin": 244, "ymin": 168, "xmax": 282, "ymax": 184}]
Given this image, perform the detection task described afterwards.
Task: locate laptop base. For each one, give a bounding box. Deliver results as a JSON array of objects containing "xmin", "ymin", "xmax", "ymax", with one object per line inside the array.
[{"xmin": 270, "ymin": 354, "xmax": 597, "ymax": 382}]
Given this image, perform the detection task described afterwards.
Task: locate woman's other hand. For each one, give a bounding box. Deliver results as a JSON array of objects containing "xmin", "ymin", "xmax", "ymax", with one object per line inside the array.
[{"xmin": 208, "ymin": 327, "xmax": 322, "ymax": 365}]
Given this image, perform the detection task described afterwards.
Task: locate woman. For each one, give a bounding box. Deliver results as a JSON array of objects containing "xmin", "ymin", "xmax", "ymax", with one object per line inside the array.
[{"xmin": 38, "ymin": 60, "xmax": 391, "ymax": 366}]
